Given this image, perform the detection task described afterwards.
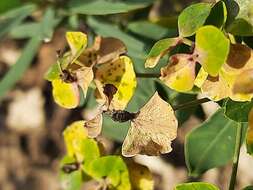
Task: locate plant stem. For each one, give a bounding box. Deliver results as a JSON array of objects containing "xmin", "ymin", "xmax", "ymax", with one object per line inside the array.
[
  {"xmin": 173, "ymin": 97, "xmax": 210, "ymax": 111},
  {"xmin": 135, "ymin": 73, "xmax": 160, "ymax": 78},
  {"xmin": 229, "ymin": 123, "xmax": 243, "ymax": 190}
]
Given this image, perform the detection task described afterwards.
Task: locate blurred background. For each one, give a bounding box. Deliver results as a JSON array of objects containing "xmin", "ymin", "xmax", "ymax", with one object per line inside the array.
[{"xmin": 0, "ymin": 0, "xmax": 253, "ymax": 189}]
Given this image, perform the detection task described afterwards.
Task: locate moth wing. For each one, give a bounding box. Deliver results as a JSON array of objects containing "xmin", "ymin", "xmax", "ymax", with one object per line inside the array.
[
  {"xmin": 122, "ymin": 92, "xmax": 178, "ymax": 157},
  {"xmin": 84, "ymin": 113, "xmax": 103, "ymax": 138}
]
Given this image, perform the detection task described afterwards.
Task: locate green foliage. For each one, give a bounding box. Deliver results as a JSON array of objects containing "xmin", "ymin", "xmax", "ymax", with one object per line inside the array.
[
  {"xmin": 68, "ymin": 0, "xmax": 153, "ymax": 15},
  {"xmin": 225, "ymin": 0, "xmax": 253, "ymax": 36},
  {"xmin": 83, "ymin": 156, "xmax": 131, "ymax": 189},
  {"xmin": 224, "ymin": 99, "xmax": 253, "ymax": 122},
  {"xmin": 243, "ymin": 186, "xmax": 253, "ymax": 190},
  {"xmin": 205, "ymin": 1, "xmax": 227, "ymax": 28},
  {"xmin": 178, "ymin": 3, "xmax": 211, "ymax": 37},
  {"xmin": 0, "ymin": 36, "xmax": 41, "ymax": 100},
  {"xmin": 0, "ymin": 0, "xmax": 21, "ymax": 14},
  {"xmin": 185, "ymin": 109, "xmax": 247, "ymax": 177},
  {"xmin": 0, "ymin": 4, "xmax": 36, "ymax": 38},
  {"xmin": 174, "ymin": 182, "xmax": 219, "ymax": 190},
  {"xmin": 127, "ymin": 21, "xmax": 177, "ymax": 40}
]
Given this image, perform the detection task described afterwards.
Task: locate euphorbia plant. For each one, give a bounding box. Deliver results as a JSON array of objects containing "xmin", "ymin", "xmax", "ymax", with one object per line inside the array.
[{"xmin": 44, "ymin": 0, "xmax": 253, "ymax": 190}]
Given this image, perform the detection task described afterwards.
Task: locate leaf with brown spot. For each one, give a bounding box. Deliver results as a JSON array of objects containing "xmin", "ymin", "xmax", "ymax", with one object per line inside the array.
[
  {"xmin": 95, "ymin": 56, "xmax": 137, "ymax": 110},
  {"xmin": 160, "ymin": 54, "xmax": 196, "ymax": 92},
  {"xmin": 233, "ymin": 69, "xmax": 253, "ymax": 94},
  {"xmin": 122, "ymin": 92, "xmax": 178, "ymax": 157}
]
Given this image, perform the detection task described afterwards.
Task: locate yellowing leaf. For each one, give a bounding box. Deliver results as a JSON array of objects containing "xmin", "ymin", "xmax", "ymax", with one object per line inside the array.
[
  {"xmin": 66, "ymin": 32, "xmax": 87, "ymax": 56},
  {"xmin": 127, "ymin": 161, "xmax": 154, "ymax": 190},
  {"xmin": 247, "ymin": 107, "xmax": 253, "ymax": 155},
  {"xmin": 198, "ymin": 44, "xmax": 253, "ymax": 101},
  {"xmin": 160, "ymin": 54, "xmax": 196, "ymax": 92},
  {"xmin": 63, "ymin": 120, "xmax": 87, "ymax": 162},
  {"xmin": 195, "ymin": 25, "xmax": 230, "ymax": 76},
  {"xmin": 194, "ymin": 67, "xmax": 208, "ymax": 88},
  {"xmin": 95, "ymin": 56, "xmax": 137, "ymax": 110},
  {"xmin": 233, "ymin": 69, "xmax": 253, "ymax": 95},
  {"xmin": 145, "ymin": 38, "xmax": 179, "ymax": 68},
  {"xmin": 199, "ymin": 72, "xmax": 230, "ymax": 101},
  {"xmin": 52, "ymin": 79, "xmax": 79, "ymax": 109},
  {"xmin": 122, "ymin": 92, "xmax": 178, "ymax": 157}
]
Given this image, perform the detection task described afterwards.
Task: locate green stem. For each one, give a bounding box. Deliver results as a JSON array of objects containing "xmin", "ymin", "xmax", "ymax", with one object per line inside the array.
[
  {"xmin": 135, "ymin": 73, "xmax": 160, "ymax": 78},
  {"xmin": 229, "ymin": 123, "xmax": 243, "ymax": 190},
  {"xmin": 173, "ymin": 97, "xmax": 210, "ymax": 111}
]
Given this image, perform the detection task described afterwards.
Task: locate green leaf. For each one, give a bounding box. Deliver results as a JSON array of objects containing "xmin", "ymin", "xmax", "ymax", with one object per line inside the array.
[
  {"xmin": 224, "ymin": 99, "xmax": 253, "ymax": 122},
  {"xmin": 0, "ymin": 4, "xmax": 36, "ymax": 38},
  {"xmin": 243, "ymin": 186, "xmax": 253, "ymax": 190},
  {"xmin": 195, "ymin": 25, "xmax": 230, "ymax": 76},
  {"xmin": 80, "ymin": 138, "xmax": 100, "ymax": 163},
  {"xmin": 69, "ymin": 0, "xmax": 153, "ymax": 15},
  {"xmin": 127, "ymin": 21, "xmax": 177, "ymax": 40},
  {"xmin": 84, "ymin": 156, "xmax": 131, "ymax": 190},
  {"xmin": 0, "ymin": 36, "xmax": 41, "ymax": 100},
  {"xmin": 205, "ymin": 1, "xmax": 227, "ymax": 28},
  {"xmin": 225, "ymin": 0, "xmax": 253, "ymax": 36},
  {"xmin": 44, "ymin": 63, "xmax": 61, "ymax": 81},
  {"xmin": 60, "ymin": 156, "xmax": 83, "ymax": 190},
  {"xmin": 84, "ymin": 156, "xmax": 131, "ymax": 189},
  {"xmin": 9, "ymin": 10, "xmax": 60, "ymax": 39},
  {"xmin": 185, "ymin": 109, "xmax": 246, "ymax": 177},
  {"xmin": 39, "ymin": 7, "xmax": 61, "ymax": 41},
  {"xmin": 178, "ymin": 3, "xmax": 211, "ymax": 37},
  {"xmin": 174, "ymin": 182, "xmax": 220, "ymax": 190},
  {"xmin": 0, "ymin": 0, "xmax": 21, "ymax": 14}
]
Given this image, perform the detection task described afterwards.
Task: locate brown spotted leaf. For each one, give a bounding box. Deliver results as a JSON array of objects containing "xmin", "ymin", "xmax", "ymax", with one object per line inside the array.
[
  {"xmin": 122, "ymin": 92, "xmax": 178, "ymax": 157},
  {"xmin": 160, "ymin": 54, "xmax": 196, "ymax": 92}
]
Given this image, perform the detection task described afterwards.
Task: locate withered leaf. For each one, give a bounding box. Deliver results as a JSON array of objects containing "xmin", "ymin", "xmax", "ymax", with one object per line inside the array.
[
  {"xmin": 84, "ymin": 113, "xmax": 103, "ymax": 138},
  {"xmin": 122, "ymin": 92, "xmax": 178, "ymax": 157}
]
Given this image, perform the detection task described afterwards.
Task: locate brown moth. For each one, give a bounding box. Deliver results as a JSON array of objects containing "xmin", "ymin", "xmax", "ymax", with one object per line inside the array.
[{"xmin": 122, "ymin": 92, "xmax": 178, "ymax": 157}]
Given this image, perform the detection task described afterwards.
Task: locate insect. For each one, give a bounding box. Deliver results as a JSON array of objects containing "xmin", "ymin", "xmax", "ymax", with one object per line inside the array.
[{"xmin": 105, "ymin": 110, "xmax": 140, "ymax": 123}]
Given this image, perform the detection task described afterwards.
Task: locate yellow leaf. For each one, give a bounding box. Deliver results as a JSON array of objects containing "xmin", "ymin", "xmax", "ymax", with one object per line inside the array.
[
  {"xmin": 122, "ymin": 92, "xmax": 178, "ymax": 157},
  {"xmin": 66, "ymin": 32, "xmax": 87, "ymax": 56},
  {"xmin": 160, "ymin": 54, "xmax": 196, "ymax": 92},
  {"xmin": 95, "ymin": 56, "xmax": 137, "ymax": 110},
  {"xmin": 63, "ymin": 120, "xmax": 87, "ymax": 162},
  {"xmin": 52, "ymin": 79, "xmax": 79, "ymax": 109},
  {"xmin": 200, "ymin": 73, "xmax": 230, "ymax": 101},
  {"xmin": 127, "ymin": 161, "xmax": 154, "ymax": 190},
  {"xmin": 194, "ymin": 67, "xmax": 208, "ymax": 88}
]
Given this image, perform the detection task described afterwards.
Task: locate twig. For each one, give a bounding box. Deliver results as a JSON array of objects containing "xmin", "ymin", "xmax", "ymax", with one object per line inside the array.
[{"xmin": 173, "ymin": 97, "xmax": 211, "ymax": 111}]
